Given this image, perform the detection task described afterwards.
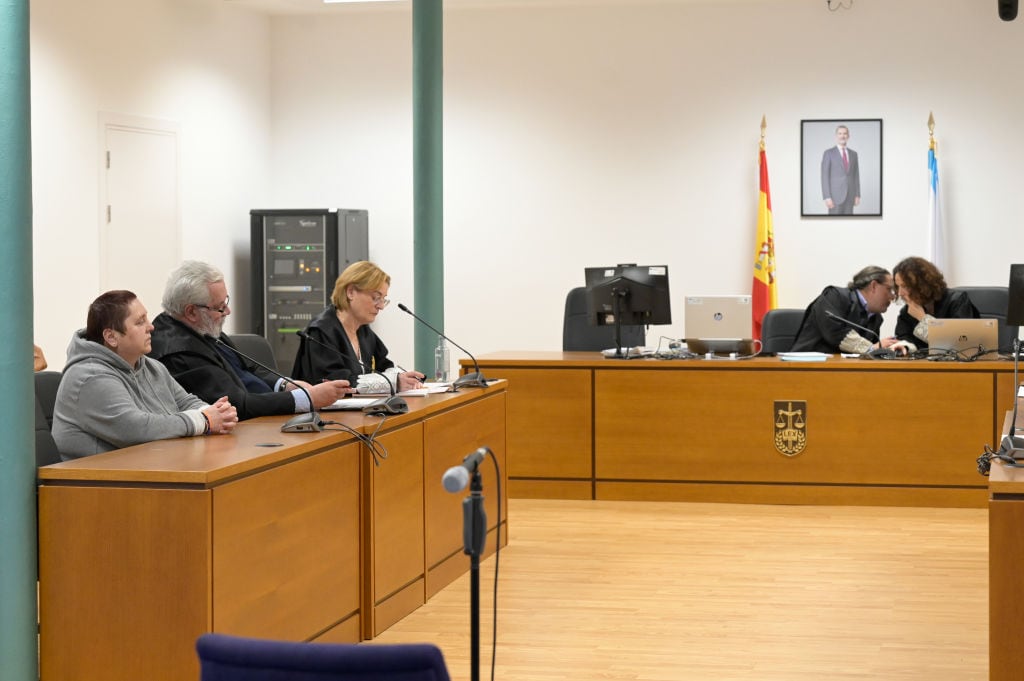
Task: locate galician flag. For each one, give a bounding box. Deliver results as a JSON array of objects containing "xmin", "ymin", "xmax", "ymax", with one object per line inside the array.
[
  {"xmin": 752, "ymin": 140, "xmax": 777, "ymax": 340},
  {"xmin": 928, "ymin": 136, "xmax": 944, "ymax": 272}
]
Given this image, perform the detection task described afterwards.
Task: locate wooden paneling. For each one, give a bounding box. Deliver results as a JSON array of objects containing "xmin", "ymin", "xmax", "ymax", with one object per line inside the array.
[
  {"xmin": 38, "ymin": 487, "xmax": 210, "ymax": 681},
  {"xmin": 367, "ymin": 422, "xmax": 425, "ymax": 604},
  {"xmin": 598, "ymin": 481, "xmax": 985, "ymax": 508},
  {"xmin": 596, "ymin": 368, "xmax": 991, "ymax": 487},
  {"xmin": 996, "ymin": 370, "xmax": 1018, "ymax": 444},
  {"xmin": 423, "ymin": 392, "xmax": 508, "ymax": 570},
  {"xmin": 473, "ymin": 353, "xmax": 1013, "ymax": 506},
  {"xmin": 311, "ymin": 615, "xmax": 361, "ymax": 643},
  {"xmin": 989, "ymin": 496, "xmax": 1024, "ymax": 680},
  {"xmin": 212, "ymin": 442, "xmax": 360, "ymax": 639},
  {"xmin": 508, "ymin": 479, "xmax": 593, "ymax": 500},
  {"xmin": 499, "ymin": 367, "xmax": 592, "ymax": 479}
]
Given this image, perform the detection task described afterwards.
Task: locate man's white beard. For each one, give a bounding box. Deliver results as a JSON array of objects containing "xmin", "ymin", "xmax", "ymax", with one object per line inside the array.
[{"xmin": 195, "ymin": 315, "xmax": 224, "ymax": 338}]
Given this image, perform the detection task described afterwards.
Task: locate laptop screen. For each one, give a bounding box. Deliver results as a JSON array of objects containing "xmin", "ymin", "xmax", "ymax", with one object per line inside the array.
[
  {"xmin": 926, "ymin": 318, "xmax": 999, "ymax": 357},
  {"xmin": 684, "ymin": 295, "xmax": 752, "ymax": 340}
]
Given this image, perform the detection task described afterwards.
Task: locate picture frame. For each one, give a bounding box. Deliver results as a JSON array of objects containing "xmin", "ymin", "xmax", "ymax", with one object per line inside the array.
[{"xmin": 800, "ymin": 118, "xmax": 882, "ymax": 218}]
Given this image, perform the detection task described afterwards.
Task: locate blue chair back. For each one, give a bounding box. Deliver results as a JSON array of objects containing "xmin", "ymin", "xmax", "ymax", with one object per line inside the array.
[{"xmin": 196, "ymin": 633, "xmax": 452, "ymax": 681}]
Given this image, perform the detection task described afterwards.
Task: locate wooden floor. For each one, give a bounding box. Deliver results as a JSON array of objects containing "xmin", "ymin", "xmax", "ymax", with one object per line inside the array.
[{"xmin": 373, "ymin": 498, "xmax": 989, "ymax": 681}]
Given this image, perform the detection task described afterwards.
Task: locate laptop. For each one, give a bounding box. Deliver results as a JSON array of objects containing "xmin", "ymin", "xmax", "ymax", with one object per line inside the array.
[
  {"xmin": 926, "ymin": 318, "xmax": 999, "ymax": 357},
  {"xmin": 684, "ymin": 295, "xmax": 756, "ymax": 355}
]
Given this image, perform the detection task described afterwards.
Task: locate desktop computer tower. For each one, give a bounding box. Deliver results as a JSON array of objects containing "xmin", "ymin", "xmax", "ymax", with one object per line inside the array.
[{"xmin": 250, "ymin": 208, "xmax": 369, "ymax": 371}]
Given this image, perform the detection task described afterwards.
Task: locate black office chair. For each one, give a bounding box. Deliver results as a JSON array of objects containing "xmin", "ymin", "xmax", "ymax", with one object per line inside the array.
[
  {"xmin": 562, "ymin": 286, "xmax": 645, "ymax": 351},
  {"xmin": 760, "ymin": 308, "xmax": 805, "ymax": 354},
  {"xmin": 34, "ymin": 370, "xmax": 62, "ymax": 467},
  {"xmin": 228, "ymin": 333, "xmax": 278, "ymax": 372},
  {"xmin": 954, "ymin": 286, "xmax": 1019, "ymax": 351}
]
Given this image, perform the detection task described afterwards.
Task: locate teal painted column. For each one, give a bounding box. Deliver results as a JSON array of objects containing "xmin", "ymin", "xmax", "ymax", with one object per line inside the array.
[
  {"xmin": 0, "ymin": 1, "xmax": 39, "ymax": 680},
  {"xmin": 412, "ymin": 0, "xmax": 444, "ymax": 372}
]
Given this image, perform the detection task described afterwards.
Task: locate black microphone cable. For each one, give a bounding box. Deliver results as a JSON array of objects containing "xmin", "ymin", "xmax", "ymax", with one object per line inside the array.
[
  {"xmin": 977, "ymin": 441, "xmax": 1024, "ymax": 475},
  {"xmin": 319, "ymin": 417, "xmax": 390, "ymax": 466}
]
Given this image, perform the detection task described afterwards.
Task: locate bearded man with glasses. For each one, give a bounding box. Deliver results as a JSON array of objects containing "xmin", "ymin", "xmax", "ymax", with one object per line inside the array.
[
  {"xmin": 790, "ymin": 265, "xmax": 902, "ymax": 355},
  {"xmin": 150, "ymin": 260, "xmax": 352, "ymax": 420}
]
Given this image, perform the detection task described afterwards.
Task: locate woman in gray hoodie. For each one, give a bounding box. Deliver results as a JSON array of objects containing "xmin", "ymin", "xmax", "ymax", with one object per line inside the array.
[{"xmin": 53, "ymin": 290, "xmax": 238, "ymax": 460}]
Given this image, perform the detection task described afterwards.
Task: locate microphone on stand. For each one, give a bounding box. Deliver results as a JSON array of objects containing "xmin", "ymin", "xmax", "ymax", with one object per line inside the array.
[
  {"xmin": 442, "ymin": 446, "xmax": 489, "ymax": 493},
  {"xmin": 295, "ymin": 330, "xmax": 408, "ymax": 415},
  {"xmin": 1005, "ymin": 338, "xmax": 1024, "ymax": 451},
  {"xmin": 824, "ymin": 309, "xmax": 880, "ymax": 342},
  {"xmin": 207, "ymin": 334, "xmax": 323, "ymax": 433},
  {"xmin": 397, "ymin": 303, "xmax": 489, "ymax": 389}
]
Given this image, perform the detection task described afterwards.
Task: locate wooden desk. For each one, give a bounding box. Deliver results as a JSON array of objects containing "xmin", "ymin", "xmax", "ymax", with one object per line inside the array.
[
  {"xmin": 989, "ymin": 405, "xmax": 1024, "ymax": 681},
  {"xmin": 468, "ymin": 352, "xmax": 1015, "ymax": 507},
  {"xmin": 37, "ymin": 383, "xmax": 507, "ymax": 681}
]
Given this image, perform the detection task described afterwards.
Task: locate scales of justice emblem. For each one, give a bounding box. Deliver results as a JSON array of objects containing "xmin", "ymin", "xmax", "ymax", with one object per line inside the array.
[{"xmin": 774, "ymin": 400, "xmax": 807, "ymax": 457}]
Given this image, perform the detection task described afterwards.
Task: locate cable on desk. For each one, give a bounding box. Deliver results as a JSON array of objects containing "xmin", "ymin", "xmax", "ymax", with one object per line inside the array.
[{"xmin": 322, "ymin": 417, "xmax": 390, "ymax": 466}]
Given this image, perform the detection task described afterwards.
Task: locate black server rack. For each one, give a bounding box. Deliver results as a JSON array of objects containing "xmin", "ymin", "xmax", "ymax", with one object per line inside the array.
[{"xmin": 250, "ymin": 208, "xmax": 369, "ymax": 371}]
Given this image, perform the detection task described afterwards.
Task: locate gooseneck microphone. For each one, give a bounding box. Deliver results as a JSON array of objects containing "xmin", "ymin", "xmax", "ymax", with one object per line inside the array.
[
  {"xmin": 442, "ymin": 446, "xmax": 490, "ymax": 493},
  {"xmin": 824, "ymin": 309, "xmax": 880, "ymax": 343},
  {"xmin": 295, "ymin": 330, "xmax": 408, "ymax": 415},
  {"xmin": 397, "ymin": 303, "xmax": 489, "ymax": 389},
  {"xmin": 207, "ymin": 334, "xmax": 323, "ymax": 433},
  {"xmin": 1007, "ymin": 338, "xmax": 1024, "ymax": 450}
]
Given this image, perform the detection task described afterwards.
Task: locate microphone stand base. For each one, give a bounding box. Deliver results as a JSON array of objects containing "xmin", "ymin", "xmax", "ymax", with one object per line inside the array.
[
  {"xmin": 452, "ymin": 372, "xmax": 489, "ymax": 390},
  {"xmin": 363, "ymin": 396, "xmax": 409, "ymax": 415},
  {"xmin": 280, "ymin": 412, "xmax": 324, "ymax": 433}
]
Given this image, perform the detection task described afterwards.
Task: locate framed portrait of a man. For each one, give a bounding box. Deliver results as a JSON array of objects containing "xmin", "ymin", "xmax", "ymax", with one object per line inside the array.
[{"xmin": 801, "ymin": 119, "xmax": 882, "ymax": 218}]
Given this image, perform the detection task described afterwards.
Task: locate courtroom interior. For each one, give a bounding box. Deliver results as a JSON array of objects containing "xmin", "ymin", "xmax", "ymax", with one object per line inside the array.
[{"xmin": 4, "ymin": 0, "xmax": 1024, "ymax": 680}]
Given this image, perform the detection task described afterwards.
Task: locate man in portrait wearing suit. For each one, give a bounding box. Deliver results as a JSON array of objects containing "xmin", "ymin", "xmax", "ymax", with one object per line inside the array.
[{"xmin": 821, "ymin": 124, "xmax": 860, "ymax": 215}]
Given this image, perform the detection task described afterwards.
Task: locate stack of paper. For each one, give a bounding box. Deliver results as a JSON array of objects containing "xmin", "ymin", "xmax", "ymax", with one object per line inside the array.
[{"xmin": 777, "ymin": 352, "xmax": 830, "ymax": 362}]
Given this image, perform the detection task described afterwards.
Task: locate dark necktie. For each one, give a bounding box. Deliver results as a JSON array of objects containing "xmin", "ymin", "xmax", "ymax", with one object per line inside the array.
[
  {"xmin": 841, "ymin": 148, "xmax": 849, "ymax": 171},
  {"xmin": 215, "ymin": 343, "xmax": 272, "ymax": 394}
]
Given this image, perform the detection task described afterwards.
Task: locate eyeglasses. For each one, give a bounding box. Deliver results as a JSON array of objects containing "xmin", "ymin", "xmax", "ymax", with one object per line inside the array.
[
  {"xmin": 196, "ymin": 295, "xmax": 230, "ymax": 315},
  {"xmin": 364, "ymin": 291, "xmax": 390, "ymax": 309}
]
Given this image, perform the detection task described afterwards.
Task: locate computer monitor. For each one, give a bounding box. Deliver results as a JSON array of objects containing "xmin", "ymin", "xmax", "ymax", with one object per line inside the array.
[
  {"xmin": 584, "ymin": 264, "xmax": 671, "ymax": 355},
  {"xmin": 1008, "ymin": 264, "xmax": 1024, "ymax": 328}
]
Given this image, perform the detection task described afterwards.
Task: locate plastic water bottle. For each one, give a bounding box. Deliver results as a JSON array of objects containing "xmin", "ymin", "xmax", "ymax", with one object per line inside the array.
[{"xmin": 434, "ymin": 335, "xmax": 450, "ymax": 382}]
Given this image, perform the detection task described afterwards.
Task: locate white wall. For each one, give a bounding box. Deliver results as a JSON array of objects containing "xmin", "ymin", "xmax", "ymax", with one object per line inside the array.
[
  {"xmin": 29, "ymin": 0, "xmax": 1024, "ymax": 370},
  {"xmin": 30, "ymin": 0, "xmax": 272, "ymax": 368}
]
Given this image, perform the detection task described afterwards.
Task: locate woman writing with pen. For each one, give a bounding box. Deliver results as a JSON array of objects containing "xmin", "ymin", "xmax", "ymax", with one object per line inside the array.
[{"xmin": 291, "ymin": 261, "xmax": 425, "ymax": 393}]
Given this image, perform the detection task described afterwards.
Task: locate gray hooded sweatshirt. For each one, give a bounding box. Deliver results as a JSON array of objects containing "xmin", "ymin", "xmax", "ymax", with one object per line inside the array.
[{"xmin": 53, "ymin": 331, "xmax": 209, "ymax": 460}]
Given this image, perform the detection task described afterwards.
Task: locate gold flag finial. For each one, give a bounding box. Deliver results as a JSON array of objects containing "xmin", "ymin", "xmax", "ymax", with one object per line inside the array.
[
  {"xmin": 928, "ymin": 111, "xmax": 937, "ymax": 151},
  {"xmin": 760, "ymin": 115, "xmax": 767, "ymax": 151}
]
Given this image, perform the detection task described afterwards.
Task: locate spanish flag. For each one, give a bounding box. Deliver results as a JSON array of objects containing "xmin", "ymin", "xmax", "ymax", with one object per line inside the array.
[{"xmin": 752, "ymin": 138, "xmax": 777, "ymax": 340}]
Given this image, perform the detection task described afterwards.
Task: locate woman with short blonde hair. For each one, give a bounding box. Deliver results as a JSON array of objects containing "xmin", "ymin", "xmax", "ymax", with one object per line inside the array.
[{"xmin": 293, "ymin": 261, "xmax": 424, "ymax": 393}]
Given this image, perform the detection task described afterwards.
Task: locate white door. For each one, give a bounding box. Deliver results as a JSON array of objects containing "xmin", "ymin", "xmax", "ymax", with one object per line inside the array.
[{"xmin": 99, "ymin": 114, "xmax": 180, "ymax": 314}]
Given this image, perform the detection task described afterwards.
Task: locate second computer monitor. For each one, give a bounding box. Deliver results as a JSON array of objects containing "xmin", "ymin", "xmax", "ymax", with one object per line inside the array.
[{"xmin": 584, "ymin": 264, "xmax": 672, "ymax": 328}]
